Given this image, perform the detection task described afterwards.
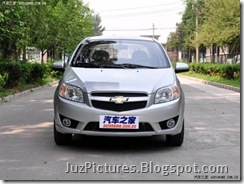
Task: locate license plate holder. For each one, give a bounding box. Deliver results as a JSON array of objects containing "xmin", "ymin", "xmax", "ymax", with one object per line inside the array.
[{"xmin": 99, "ymin": 115, "xmax": 139, "ymax": 129}]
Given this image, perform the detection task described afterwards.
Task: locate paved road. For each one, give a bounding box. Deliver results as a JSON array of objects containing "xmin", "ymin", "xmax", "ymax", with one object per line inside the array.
[{"xmin": 0, "ymin": 76, "xmax": 240, "ymax": 180}]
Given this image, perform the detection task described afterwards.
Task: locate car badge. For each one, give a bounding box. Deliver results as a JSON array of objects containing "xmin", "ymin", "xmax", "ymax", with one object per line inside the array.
[{"xmin": 110, "ymin": 96, "xmax": 129, "ymax": 104}]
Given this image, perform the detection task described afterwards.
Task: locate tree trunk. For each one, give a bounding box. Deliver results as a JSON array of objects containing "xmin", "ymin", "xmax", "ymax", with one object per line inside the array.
[
  {"xmin": 41, "ymin": 50, "xmax": 48, "ymax": 64},
  {"xmin": 22, "ymin": 47, "xmax": 26, "ymax": 61},
  {"xmin": 216, "ymin": 46, "xmax": 218, "ymax": 63},
  {"xmin": 41, "ymin": 50, "xmax": 44, "ymax": 64},
  {"xmin": 52, "ymin": 45, "xmax": 55, "ymax": 60},
  {"xmin": 211, "ymin": 44, "xmax": 215, "ymax": 63},
  {"xmin": 188, "ymin": 48, "xmax": 192, "ymax": 63},
  {"xmin": 176, "ymin": 48, "xmax": 179, "ymax": 62},
  {"xmin": 221, "ymin": 46, "xmax": 227, "ymax": 64}
]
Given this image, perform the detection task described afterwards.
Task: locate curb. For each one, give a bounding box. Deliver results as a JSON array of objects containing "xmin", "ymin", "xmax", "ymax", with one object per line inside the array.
[
  {"xmin": 178, "ymin": 75, "xmax": 240, "ymax": 93},
  {"xmin": 0, "ymin": 81, "xmax": 58, "ymax": 105}
]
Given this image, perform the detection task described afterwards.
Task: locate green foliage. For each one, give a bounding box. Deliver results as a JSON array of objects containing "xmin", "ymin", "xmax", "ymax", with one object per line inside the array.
[
  {"xmin": 194, "ymin": 0, "xmax": 240, "ymax": 57},
  {"xmin": 171, "ymin": 61, "xmax": 177, "ymax": 70},
  {"xmin": 194, "ymin": 0, "xmax": 240, "ymax": 47},
  {"xmin": 0, "ymin": 62, "xmax": 48, "ymax": 88},
  {"xmin": 0, "ymin": 3, "xmax": 26, "ymax": 60},
  {"xmin": 167, "ymin": 0, "xmax": 205, "ymax": 62},
  {"xmin": 0, "ymin": 0, "xmax": 100, "ymax": 60},
  {"xmin": 91, "ymin": 14, "xmax": 105, "ymax": 36},
  {"xmin": 167, "ymin": 0, "xmax": 240, "ymax": 60},
  {"xmin": 189, "ymin": 63, "xmax": 240, "ymax": 80},
  {"xmin": 0, "ymin": 73, "xmax": 7, "ymax": 90},
  {"xmin": 27, "ymin": 63, "xmax": 47, "ymax": 83},
  {"xmin": 51, "ymin": 0, "xmax": 94, "ymax": 55},
  {"xmin": 181, "ymin": 71, "xmax": 240, "ymax": 88},
  {"xmin": 0, "ymin": 62, "xmax": 23, "ymax": 87},
  {"xmin": 167, "ymin": 32, "xmax": 179, "ymax": 52},
  {"xmin": 45, "ymin": 59, "xmax": 62, "ymax": 79},
  {"xmin": 181, "ymin": 0, "xmax": 197, "ymax": 49}
]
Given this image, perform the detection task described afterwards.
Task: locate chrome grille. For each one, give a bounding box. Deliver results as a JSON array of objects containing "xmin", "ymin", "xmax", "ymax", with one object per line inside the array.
[
  {"xmin": 90, "ymin": 92, "xmax": 148, "ymax": 112},
  {"xmin": 91, "ymin": 92, "xmax": 148, "ymax": 97}
]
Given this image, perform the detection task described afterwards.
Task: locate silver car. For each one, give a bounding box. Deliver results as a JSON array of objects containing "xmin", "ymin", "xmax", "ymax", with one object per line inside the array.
[{"xmin": 52, "ymin": 36, "xmax": 189, "ymax": 146}]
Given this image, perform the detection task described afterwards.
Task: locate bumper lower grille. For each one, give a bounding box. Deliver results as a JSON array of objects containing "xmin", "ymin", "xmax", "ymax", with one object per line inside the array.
[
  {"xmin": 91, "ymin": 100, "xmax": 147, "ymax": 112},
  {"xmin": 84, "ymin": 122, "xmax": 154, "ymax": 132}
]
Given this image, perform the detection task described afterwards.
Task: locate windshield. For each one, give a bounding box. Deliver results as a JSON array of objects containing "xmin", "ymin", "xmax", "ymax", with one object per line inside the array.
[{"xmin": 71, "ymin": 39, "xmax": 170, "ymax": 69}]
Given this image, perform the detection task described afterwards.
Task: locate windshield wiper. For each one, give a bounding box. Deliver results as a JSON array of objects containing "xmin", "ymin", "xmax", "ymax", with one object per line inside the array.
[
  {"xmin": 74, "ymin": 63, "xmax": 102, "ymax": 68},
  {"xmin": 73, "ymin": 63, "xmax": 157, "ymax": 69},
  {"xmin": 120, "ymin": 63, "xmax": 157, "ymax": 69},
  {"xmin": 100, "ymin": 64, "xmax": 126, "ymax": 68}
]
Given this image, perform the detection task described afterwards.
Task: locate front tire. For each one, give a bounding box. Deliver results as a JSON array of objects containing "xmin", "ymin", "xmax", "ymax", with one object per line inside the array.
[
  {"xmin": 166, "ymin": 122, "xmax": 184, "ymax": 146},
  {"xmin": 54, "ymin": 123, "xmax": 72, "ymax": 145}
]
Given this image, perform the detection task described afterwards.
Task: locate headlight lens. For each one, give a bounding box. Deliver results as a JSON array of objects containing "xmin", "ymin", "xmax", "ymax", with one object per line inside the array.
[
  {"xmin": 59, "ymin": 83, "xmax": 84, "ymax": 103},
  {"xmin": 155, "ymin": 85, "xmax": 180, "ymax": 104}
]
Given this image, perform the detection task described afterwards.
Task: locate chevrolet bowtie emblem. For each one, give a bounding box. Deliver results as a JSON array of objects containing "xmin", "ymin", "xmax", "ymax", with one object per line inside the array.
[{"xmin": 110, "ymin": 96, "xmax": 129, "ymax": 104}]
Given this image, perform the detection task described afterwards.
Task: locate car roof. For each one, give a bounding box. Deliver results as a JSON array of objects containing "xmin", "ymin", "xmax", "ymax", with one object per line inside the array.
[{"xmin": 84, "ymin": 35, "xmax": 157, "ymax": 42}]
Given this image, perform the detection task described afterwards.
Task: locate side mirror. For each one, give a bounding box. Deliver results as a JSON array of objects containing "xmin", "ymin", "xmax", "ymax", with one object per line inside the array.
[
  {"xmin": 52, "ymin": 61, "xmax": 65, "ymax": 72},
  {"xmin": 175, "ymin": 62, "xmax": 189, "ymax": 73}
]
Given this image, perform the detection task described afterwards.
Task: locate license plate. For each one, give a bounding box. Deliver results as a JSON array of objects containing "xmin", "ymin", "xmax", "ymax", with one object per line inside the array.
[{"xmin": 99, "ymin": 115, "xmax": 139, "ymax": 129}]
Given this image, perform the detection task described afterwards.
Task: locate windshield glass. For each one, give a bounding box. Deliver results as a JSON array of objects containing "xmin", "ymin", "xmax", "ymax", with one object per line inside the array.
[{"xmin": 71, "ymin": 39, "xmax": 170, "ymax": 68}]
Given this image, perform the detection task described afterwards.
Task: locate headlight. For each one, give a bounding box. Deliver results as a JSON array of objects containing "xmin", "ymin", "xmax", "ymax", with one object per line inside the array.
[
  {"xmin": 59, "ymin": 83, "xmax": 84, "ymax": 103},
  {"xmin": 154, "ymin": 85, "xmax": 180, "ymax": 104}
]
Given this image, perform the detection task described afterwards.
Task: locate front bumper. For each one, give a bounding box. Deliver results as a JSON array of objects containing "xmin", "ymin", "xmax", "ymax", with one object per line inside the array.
[{"xmin": 54, "ymin": 93, "xmax": 185, "ymax": 137}]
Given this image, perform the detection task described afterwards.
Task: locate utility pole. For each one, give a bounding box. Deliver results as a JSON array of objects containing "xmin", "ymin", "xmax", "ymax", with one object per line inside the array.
[{"xmin": 152, "ymin": 23, "xmax": 155, "ymax": 39}]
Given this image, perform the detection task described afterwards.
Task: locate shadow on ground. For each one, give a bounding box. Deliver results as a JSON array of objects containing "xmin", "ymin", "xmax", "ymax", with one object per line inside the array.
[{"xmin": 58, "ymin": 135, "xmax": 181, "ymax": 154}]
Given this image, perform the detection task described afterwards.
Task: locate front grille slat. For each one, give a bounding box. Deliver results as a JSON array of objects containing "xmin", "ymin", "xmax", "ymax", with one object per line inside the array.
[
  {"xmin": 92, "ymin": 100, "xmax": 147, "ymax": 111},
  {"xmin": 91, "ymin": 92, "xmax": 147, "ymax": 97}
]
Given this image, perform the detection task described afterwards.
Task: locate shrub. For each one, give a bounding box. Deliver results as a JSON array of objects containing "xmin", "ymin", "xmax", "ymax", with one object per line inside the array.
[
  {"xmin": 2, "ymin": 62, "xmax": 24, "ymax": 87},
  {"xmin": 0, "ymin": 74, "xmax": 6, "ymax": 90},
  {"xmin": 189, "ymin": 63, "xmax": 240, "ymax": 80},
  {"xmin": 27, "ymin": 63, "xmax": 47, "ymax": 83},
  {"xmin": 0, "ymin": 62, "xmax": 48, "ymax": 88},
  {"xmin": 45, "ymin": 59, "xmax": 62, "ymax": 79}
]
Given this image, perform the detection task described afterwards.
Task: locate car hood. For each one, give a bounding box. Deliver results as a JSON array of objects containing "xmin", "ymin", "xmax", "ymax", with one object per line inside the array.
[{"xmin": 63, "ymin": 67, "xmax": 176, "ymax": 94}]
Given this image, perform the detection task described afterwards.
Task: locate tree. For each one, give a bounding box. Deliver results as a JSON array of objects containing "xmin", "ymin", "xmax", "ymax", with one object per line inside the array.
[
  {"xmin": 167, "ymin": 32, "xmax": 178, "ymax": 52},
  {"xmin": 34, "ymin": 0, "xmax": 94, "ymax": 60},
  {"xmin": 167, "ymin": 0, "xmax": 240, "ymax": 63},
  {"xmin": 167, "ymin": 23, "xmax": 184, "ymax": 51},
  {"xmin": 167, "ymin": 0, "xmax": 205, "ymax": 62},
  {"xmin": 91, "ymin": 14, "xmax": 105, "ymax": 36},
  {"xmin": 0, "ymin": 0, "xmax": 96, "ymax": 61},
  {"xmin": 22, "ymin": 0, "xmax": 52, "ymax": 62},
  {"xmin": 193, "ymin": 0, "xmax": 240, "ymax": 60},
  {"xmin": 0, "ymin": 3, "xmax": 27, "ymax": 60}
]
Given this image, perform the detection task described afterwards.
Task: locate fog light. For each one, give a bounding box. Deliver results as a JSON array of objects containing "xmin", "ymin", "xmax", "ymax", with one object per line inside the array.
[
  {"xmin": 62, "ymin": 118, "xmax": 71, "ymax": 127},
  {"xmin": 167, "ymin": 119, "xmax": 175, "ymax": 128}
]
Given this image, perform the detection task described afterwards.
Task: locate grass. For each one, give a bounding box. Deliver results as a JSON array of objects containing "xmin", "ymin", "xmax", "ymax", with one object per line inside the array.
[
  {"xmin": 0, "ymin": 77, "xmax": 58, "ymax": 99},
  {"xmin": 0, "ymin": 84, "xmax": 40, "ymax": 98},
  {"xmin": 179, "ymin": 71, "xmax": 240, "ymax": 88}
]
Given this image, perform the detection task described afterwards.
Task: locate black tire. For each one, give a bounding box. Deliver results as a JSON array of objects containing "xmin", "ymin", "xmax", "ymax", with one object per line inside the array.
[
  {"xmin": 166, "ymin": 122, "xmax": 184, "ymax": 146},
  {"xmin": 54, "ymin": 123, "xmax": 72, "ymax": 145}
]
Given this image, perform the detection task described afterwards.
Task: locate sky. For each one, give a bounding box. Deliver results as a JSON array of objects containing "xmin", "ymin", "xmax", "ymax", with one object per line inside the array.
[{"xmin": 83, "ymin": 0, "xmax": 186, "ymax": 43}]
